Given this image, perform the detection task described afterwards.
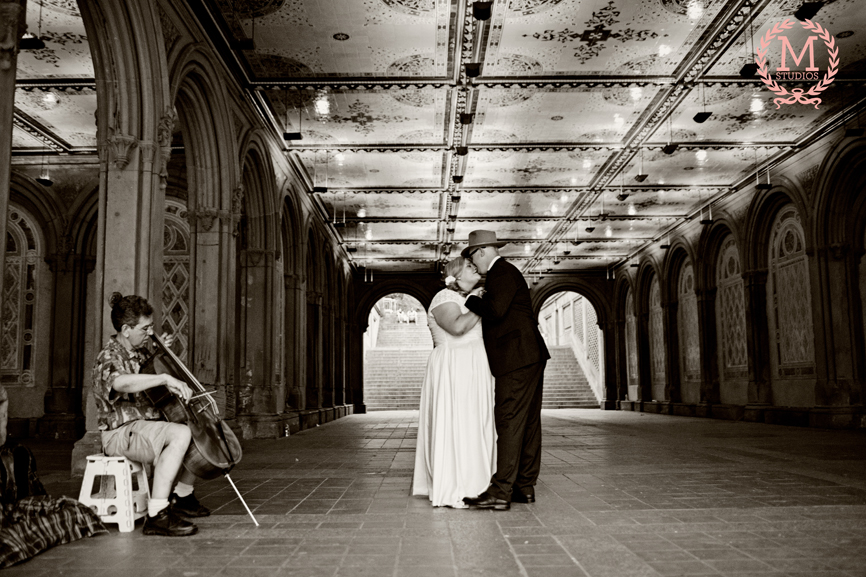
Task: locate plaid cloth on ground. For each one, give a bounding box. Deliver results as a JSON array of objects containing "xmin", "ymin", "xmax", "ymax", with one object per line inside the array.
[{"xmin": 0, "ymin": 444, "xmax": 107, "ymax": 568}]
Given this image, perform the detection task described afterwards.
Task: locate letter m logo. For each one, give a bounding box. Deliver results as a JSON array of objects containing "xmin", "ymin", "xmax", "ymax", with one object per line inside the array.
[{"xmin": 776, "ymin": 35, "xmax": 820, "ymax": 71}]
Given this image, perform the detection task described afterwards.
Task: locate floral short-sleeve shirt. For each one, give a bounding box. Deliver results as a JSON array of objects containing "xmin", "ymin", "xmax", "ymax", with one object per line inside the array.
[{"xmin": 92, "ymin": 336, "xmax": 161, "ymax": 431}]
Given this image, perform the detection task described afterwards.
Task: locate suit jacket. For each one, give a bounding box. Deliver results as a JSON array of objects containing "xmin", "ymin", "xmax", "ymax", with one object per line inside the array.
[{"xmin": 464, "ymin": 258, "xmax": 550, "ymax": 377}]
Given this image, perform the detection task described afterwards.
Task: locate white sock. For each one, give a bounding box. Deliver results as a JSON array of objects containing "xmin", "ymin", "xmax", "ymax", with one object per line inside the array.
[
  {"xmin": 148, "ymin": 498, "xmax": 169, "ymax": 517},
  {"xmin": 174, "ymin": 482, "xmax": 194, "ymax": 498}
]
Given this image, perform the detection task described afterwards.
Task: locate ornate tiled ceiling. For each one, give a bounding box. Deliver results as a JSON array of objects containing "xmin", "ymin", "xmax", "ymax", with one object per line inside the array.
[{"xmin": 12, "ymin": 0, "xmax": 866, "ymax": 275}]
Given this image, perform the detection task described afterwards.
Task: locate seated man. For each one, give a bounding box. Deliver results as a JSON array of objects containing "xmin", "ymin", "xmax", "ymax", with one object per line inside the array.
[{"xmin": 92, "ymin": 292, "xmax": 210, "ymax": 537}]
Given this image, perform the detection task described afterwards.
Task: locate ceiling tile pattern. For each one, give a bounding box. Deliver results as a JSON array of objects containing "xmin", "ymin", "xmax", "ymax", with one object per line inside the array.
[{"xmin": 13, "ymin": 0, "xmax": 866, "ymax": 274}]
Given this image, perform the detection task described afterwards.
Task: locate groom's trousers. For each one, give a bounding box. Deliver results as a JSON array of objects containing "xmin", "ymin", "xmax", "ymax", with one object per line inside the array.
[{"xmin": 487, "ymin": 359, "xmax": 546, "ymax": 501}]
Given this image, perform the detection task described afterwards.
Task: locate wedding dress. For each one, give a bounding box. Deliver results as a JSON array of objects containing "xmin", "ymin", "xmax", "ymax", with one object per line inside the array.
[{"xmin": 412, "ymin": 288, "xmax": 496, "ymax": 508}]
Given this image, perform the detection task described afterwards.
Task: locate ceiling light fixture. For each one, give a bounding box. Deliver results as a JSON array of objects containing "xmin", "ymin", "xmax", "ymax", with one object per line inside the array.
[
  {"xmin": 755, "ymin": 148, "xmax": 773, "ymax": 190},
  {"xmin": 36, "ymin": 145, "xmax": 52, "ymax": 187},
  {"xmin": 465, "ymin": 63, "xmax": 482, "ymax": 78},
  {"xmin": 312, "ymin": 151, "xmax": 327, "ymax": 193},
  {"xmin": 794, "ymin": 2, "xmax": 824, "ymax": 21},
  {"xmin": 740, "ymin": 2, "xmax": 758, "ymax": 78},
  {"xmin": 617, "ymin": 173, "xmax": 629, "ymax": 202},
  {"xmin": 456, "ymin": 146, "xmax": 469, "ymax": 156},
  {"xmin": 473, "ymin": 1, "xmax": 493, "ymax": 21},
  {"xmin": 662, "ymin": 117, "xmax": 678, "ymax": 154},
  {"xmin": 19, "ymin": 1, "xmax": 46, "ymax": 50},
  {"xmin": 283, "ymin": 89, "xmax": 302, "ymax": 141},
  {"xmin": 459, "ymin": 113, "xmax": 475, "ymax": 125},
  {"xmin": 634, "ymin": 147, "xmax": 648, "ymax": 182},
  {"xmin": 452, "ymin": 175, "xmax": 464, "ymax": 183},
  {"xmin": 694, "ymin": 83, "xmax": 712, "ymax": 123}
]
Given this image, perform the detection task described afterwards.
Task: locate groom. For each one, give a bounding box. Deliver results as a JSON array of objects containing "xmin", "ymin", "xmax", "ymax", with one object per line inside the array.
[{"xmin": 462, "ymin": 230, "xmax": 550, "ymax": 511}]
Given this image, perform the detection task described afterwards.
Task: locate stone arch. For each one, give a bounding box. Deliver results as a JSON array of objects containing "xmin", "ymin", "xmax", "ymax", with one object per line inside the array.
[
  {"xmin": 663, "ymin": 240, "xmax": 698, "ymax": 405},
  {"xmin": 355, "ymin": 279, "xmax": 437, "ymax": 332},
  {"xmin": 811, "ymin": 138, "xmax": 866, "ymax": 408},
  {"xmin": 169, "ymin": 46, "xmax": 239, "ymax": 394},
  {"xmin": 78, "ymin": 0, "xmax": 171, "ymax": 149},
  {"xmin": 8, "ymin": 173, "xmax": 65, "ymax": 256},
  {"xmin": 535, "ymin": 283, "xmax": 610, "ymax": 405},
  {"xmin": 172, "ymin": 49, "xmax": 238, "ymax": 212},
  {"xmin": 744, "ymin": 184, "xmax": 809, "ymax": 272},
  {"xmin": 813, "ymin": 138, "xmax": 866, "ymax": 251}
]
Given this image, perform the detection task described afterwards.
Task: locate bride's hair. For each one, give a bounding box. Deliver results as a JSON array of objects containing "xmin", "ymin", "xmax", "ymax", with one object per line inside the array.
[{"xmin": 442, "ymin": 257, "xmax": 468, "ymax": 296}]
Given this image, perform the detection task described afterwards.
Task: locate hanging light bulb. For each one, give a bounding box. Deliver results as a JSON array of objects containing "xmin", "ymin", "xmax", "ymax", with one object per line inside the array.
[{"xmin": 605, "ymin": 225, "xmax": 613, "ymax": 238}]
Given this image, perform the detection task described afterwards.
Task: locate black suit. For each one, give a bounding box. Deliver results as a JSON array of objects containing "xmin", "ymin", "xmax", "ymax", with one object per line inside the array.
[{"xmin": 465, "ymin": 257, "xmax": 550, "ymax": 501}]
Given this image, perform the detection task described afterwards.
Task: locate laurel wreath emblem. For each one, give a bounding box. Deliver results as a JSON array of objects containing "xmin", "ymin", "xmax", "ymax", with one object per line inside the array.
[{"xmin": 755, "ymin": 18, "xmax": 838, "ymax": 109}]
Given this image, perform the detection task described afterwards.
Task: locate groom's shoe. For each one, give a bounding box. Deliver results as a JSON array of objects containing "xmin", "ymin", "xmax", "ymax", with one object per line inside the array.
[
  {"xmin": 511, "ymin": 488, "xmax": 536, "ymax": 504},
  {"xmin": 463, "ymin": 491, "xmax": 510, "ymax": 511}
]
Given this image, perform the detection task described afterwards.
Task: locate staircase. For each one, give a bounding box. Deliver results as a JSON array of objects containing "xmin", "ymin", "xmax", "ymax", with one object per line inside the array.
[
  {"xmin": 364, "ymin": 329, "xmax": 599, "ymax": 411},
  {"xmin": 542, "ymin": 346, "xmax": 599, "ymax": 409},
  {"xmin": 364, "ymin": 321, "xmax": 432, "ymax": 411}
]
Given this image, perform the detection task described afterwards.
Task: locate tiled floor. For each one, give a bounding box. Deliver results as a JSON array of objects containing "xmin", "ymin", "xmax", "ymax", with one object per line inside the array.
[{"xmin": 7, "ymin": 410, "xmax": 866, "ymax": 577}]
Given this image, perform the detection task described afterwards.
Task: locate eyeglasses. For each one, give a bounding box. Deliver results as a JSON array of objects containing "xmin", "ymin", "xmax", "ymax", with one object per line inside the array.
[{"xmin": 468, "ymin": 247, "xmax": 482, "ymax": 259}]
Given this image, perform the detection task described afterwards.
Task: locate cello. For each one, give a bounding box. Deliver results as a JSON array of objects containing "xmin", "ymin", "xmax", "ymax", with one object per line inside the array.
[{"xmin": 140, "ymin": 333, "xmax": 258, "ymax": 525}]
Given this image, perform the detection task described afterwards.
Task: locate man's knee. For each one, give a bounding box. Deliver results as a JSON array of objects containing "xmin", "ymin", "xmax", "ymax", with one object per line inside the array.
[{"xmin": 167, "ymin": 423, "xmax": 192, "ymax": 447}]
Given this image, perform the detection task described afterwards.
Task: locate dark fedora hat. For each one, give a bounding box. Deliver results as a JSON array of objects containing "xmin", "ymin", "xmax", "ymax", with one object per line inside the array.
[{"xmin": 461, "ymin": 229, "xmax": 508, "ymax": 257}]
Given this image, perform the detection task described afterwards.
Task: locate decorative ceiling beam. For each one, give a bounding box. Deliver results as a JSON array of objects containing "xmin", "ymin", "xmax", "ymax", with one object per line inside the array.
[
  {"xmin": 15, "ymin": 78, "xmax": 96, "ymax": 91},
  {"xmin": 12, "ymin": 111, "xmax": 69, "ymax": 153}
]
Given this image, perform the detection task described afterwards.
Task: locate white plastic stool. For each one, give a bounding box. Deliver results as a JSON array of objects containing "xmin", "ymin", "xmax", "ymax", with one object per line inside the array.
[{"xmin": 78, "ymin": 454, "xmax": 150, "ymax": 532}]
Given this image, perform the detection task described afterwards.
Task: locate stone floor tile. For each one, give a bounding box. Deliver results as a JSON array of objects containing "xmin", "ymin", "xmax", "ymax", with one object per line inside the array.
[{"xmin": 11, "ymin": 411, "xmax": 866, "ymax": 577}]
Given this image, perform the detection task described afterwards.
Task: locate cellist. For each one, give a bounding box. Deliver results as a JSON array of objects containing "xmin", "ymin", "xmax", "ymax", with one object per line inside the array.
[{"xmin": 92, "ymin": 292, "xmax": 210, "ymax": 537}]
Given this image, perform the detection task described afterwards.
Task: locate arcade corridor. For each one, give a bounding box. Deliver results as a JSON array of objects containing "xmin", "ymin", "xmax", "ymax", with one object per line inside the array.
[{"xmin": 9, "ymin": 410, "xmax": 866, "ymax": 577}]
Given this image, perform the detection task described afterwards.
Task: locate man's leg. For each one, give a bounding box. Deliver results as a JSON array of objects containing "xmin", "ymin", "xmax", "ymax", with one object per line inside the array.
[
  {"xmin": 170, "ymin": 456, "xmax": 211, "ymax": 517},
  {"xmin": 487, "ymin": 362, "xmax": 543, "ymax": 501},
  {"xmin": 514, "ymin": 361, "xmax": 545, "ymax": 497}
]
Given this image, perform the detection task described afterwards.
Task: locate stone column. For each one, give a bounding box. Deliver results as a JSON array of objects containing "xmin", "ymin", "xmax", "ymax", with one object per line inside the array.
[
  {"xmin": 696, "ymin": 287, "xmax": 720, "ymax": 410},
  {"xmin": 809, "ymin": 243, "xmax": 862, "ymax": 428},
  {"xmin": 283, "ymin": 273, "xmax": 304, "ymax": 411},
  {"xmin": 0, "ymin": 1, "xmax": 25, "ymax": 318},
  {"xmin": 637, "ymin": 310, "xmax": 652, "ymax": 404},
  {"xmin": 234, "ymin": 248, "xmax": 278, "ymax": 437},
  {"xmin": 614, "ymin": 317, "xmax": 628, "ymax": 405},
  {"xmin": 349, "ymin": 320, "xmax": 365, "ymax": 413},
  {"xmin": 42, "ymin": 244, "xmax": 89, "ymax": 439},
  {"xmin": 600, "ymin": 320, "xmax": 618, "ymax": 409},
  {"xmin": 743, "ymin": 270, "xmax": 772, "ymax": 421}
]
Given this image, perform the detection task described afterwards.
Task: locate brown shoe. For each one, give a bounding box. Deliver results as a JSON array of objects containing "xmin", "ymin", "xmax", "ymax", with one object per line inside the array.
[{"xmin": 142, "ymin": 507, "xmax": 198, "ymax": 536}]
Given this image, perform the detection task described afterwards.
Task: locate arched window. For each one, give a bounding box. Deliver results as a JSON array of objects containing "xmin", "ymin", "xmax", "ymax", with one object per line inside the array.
[
  {"xmin": 716, "ymin": 236, "xmax": 748, "ymax": 403},
  {"xmin": 161, "ymin": 199, "xmax": 191, "ymax": 363},
  {"xmin": 2, "ymin": 208, "xmax": 42, "ymax": 387},
  {"xmin": 678, "ymin": 261, "xmax": 701, "ymax": 403},
  {"xmin": 767, "ymin": 206, "xmax": 815, "ymax": 381},
  {"xmin": 648, "ymin": 278, "xmax": 665, "ymax": 400}
]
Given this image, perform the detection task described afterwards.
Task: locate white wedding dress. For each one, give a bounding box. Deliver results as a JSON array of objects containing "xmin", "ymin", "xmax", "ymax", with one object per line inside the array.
[{"xmin": 412, "ymin": 288, "xmax": 496, "ymax": 508}]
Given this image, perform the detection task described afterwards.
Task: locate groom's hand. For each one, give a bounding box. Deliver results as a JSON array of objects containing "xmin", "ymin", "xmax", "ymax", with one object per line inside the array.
[{"xmin": 470, "ymin": 287, "xmax": 486, "ymax": 297}]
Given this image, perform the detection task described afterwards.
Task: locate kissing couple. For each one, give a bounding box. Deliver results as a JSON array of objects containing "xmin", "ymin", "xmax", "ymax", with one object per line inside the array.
[{"xmin": 412, "ymin": 230, "xmax": 550, "ymax": 510}]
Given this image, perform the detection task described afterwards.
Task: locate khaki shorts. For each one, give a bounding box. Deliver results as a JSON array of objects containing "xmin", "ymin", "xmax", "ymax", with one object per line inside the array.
[{"xmin": 102, "ymin": 420, "xmax": 176, "ymax": 466}]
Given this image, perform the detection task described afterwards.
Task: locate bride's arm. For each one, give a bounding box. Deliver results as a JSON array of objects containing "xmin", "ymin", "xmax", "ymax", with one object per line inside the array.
[{"xmin": 432, "ymin": 301, "xmax": 480, "ymax": 337}]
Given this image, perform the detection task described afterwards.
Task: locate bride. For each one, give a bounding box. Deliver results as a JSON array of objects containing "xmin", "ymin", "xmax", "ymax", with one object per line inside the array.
[{"xmin": 412, "ymin": 256, "xmax": 496, "ymax": 508}]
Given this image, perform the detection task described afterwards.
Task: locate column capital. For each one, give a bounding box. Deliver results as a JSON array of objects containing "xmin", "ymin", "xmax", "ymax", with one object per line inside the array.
[{"xmin": 108, "ymin": 133, "xmax": 138, "ymax": 169}]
